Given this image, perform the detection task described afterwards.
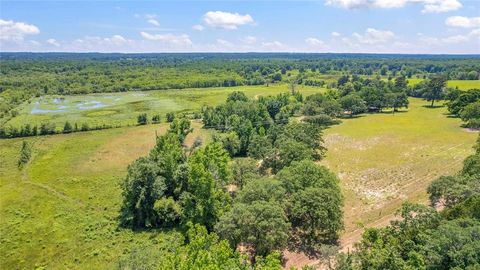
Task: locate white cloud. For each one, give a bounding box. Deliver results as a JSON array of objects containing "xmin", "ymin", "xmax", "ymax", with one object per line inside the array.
[
  {"xmin": 192, "ymin": 24, "xmax": 205, "ymax": 31},
  {"xmin": 441, "ymin": 34, "xmax": 469, "ymax": 44},
  {"xmin": 421, "ymin": 0, "xmax": 462, "ymax": 13},
  {"xmin": 325, "ymin": 0, "xmax": 462, "ymax": 13},
  {"xmin": 260, "ymin": 41, "xmax": 287, "ymax": 51},
  {"xmin": 140, "ymin": 32, "xmax": 192, "ymax": 45},
  {"xmin": 202, "ymin": 11, "xmax": 254, "ymax": 30},
  {"xmin": 106, "ymin": 35, "xmax": 127, "ymax": 45},
  {"xmin": 216, "ymin": 39, "xmax": 233, "ymax": 47},
  {"xmin": 305, "ymin": 37, "xmax": 326, "ymax": 46},
  {"xmin": 0, "ymin": 19, "xmax": 40, "ymax": 41},
  {"xmin": 331, "ymin": 31, "xmax": 341, "ymax": 37},
  {"xmin": 242, "ymin": 36, "xmax": 257, "ymax": 44},
  {"xmin": 46, "ymin": 38, "xmax": 60, "ymax": 47},
  {"xmin": 445, "ymin": 16, "xmax": 480, "ymax": 28},
  {"xmin": 352, "ymin": 28, "xmax": 395, "ymax": 44},
  {"xmin": 147, "ymin": 19, "xmax": 160, "ymax": 27}
]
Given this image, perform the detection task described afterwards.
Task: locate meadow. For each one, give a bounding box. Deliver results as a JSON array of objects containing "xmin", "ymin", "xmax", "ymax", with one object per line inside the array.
[
  {"xmin": 0, "ymin": 121, "xmax": 213, "ymax": 269},
  {"xmin": 4, "ymin": 84, "xmax": 324, "ymax": 131},
  {"xmin": 1, "ymin": 93, "xmax": 477, "ymax": 269},
  {"xmin": 321, "ymin": 98, "xmax": 477, "ymax": 246}
]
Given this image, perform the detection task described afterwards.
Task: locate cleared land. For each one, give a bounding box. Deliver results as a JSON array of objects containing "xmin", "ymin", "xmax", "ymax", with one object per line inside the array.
[
  {"xmin": 321, "ymin": 98, "xmax": 477, "ymax": 244},
  {"xmin": 0, "ymin": 122, "xmax": 212, "ymax": 269}
]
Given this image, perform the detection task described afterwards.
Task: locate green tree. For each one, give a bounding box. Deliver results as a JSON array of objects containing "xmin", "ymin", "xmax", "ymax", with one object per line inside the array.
[
  {"xmin": 291, "ymin": 187, "xmax": 343, "ymax": 243},
  {"xmin": 63, "ymin": 121, "xmax": 73, "ymax": 133},
  {"xmin": 181, "ymin": 143, "xmax": 231, "ymax": 230},
  {"xmin": 18, "ymin": 141, "xmax": 32, "ymax": 167},
  {"xmin": 213, "ymin": 131, "xmax": 241, "ymax": 157},
  {"xmin": 166, "ymin": 112, "xmax": 175, "ymax": 122},
  {"xmin": 232, "ymin": 158, "xmax": 260, "ymax": 189},
  {"xmin": 424, "ymin": 76, "xmax": 447, "ymax": 107},
  {"xmin": 236, "ymin": 178, "xmax": 285, "ymax": 204},
  {"xmin": 215, "ymin": 201, "xmax": 290, "ymax": 257},
  {"xmin": 340, "ymin": 94, "xmax": 367, "ymax": 117},
  {"xmin": 137, "ymin": 113, "xmax": 148, "ymax": 125},
  {"xmin": 120, "ymin": 157, "xmax": 165, "ymax": 228},
  {"xmin": 168, "ymin": 118, "xmax": 193, "ymax": 143},
  {"xmin": 151, "ymin": 114, "xmax": 161, "ymax": 123}
]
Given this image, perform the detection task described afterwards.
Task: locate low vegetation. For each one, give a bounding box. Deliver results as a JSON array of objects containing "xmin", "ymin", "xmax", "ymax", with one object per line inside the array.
[{"xmin": 337, "ymin": 136, "xmax": 480, "ymax": 270}]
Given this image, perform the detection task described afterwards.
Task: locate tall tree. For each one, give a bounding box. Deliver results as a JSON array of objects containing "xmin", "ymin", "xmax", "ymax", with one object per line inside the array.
[{"xmin": 424, "ymin": 76, "xmax": 447, "ymax": 107}]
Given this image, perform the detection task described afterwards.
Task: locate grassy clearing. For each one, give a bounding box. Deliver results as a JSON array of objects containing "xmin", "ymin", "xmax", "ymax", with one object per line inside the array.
[
  {"xmin": 447, "ymin": 80, "xmax": 480, "ymax": 90},
  {"xmin": 4, "ymin": 84, "xmax": 325, "ymax": 131},
  {"xmin": 321, "ymin": 98, "xmax": 478, "ymax": 236},
  {"xmin": 407, "ymin": 79, "xmax": 480, "ymax": 90},
  {"xmin": 0, "ymin": 122, "xmax": 213, "ymax": 269}
]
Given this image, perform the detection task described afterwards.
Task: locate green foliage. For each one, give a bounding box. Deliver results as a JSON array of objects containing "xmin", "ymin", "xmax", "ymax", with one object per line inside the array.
[
  {"xmin": 18, "ymin": 141, "xmax": 32, "ymax": 167},
  {"xmin": 121, "ymin": 120, "xmax": 231, "ymax": 230},
  {"xmin": 236, "ymin": 178, "xmax": 285, "ymax": 204},
  {"xmin": 137, "ymin": 113, "xmax": 148, "ymax": 125},
  {"xmin": 181, "ymin": 143, "xmax": 232, "ymax": 230},
  {"xmin": 340, "ymin": 94, "xmax": 367, "ymax": 116},
  {"xmin": 63, "ymin": 121, "xmax": 73, "ymax": 133},
  {"xmin": 120, "ymin": 156, "xmax": 165, "ymax": 228},
  {"xmin": 424, "ymin": 75, "xmax": 447, "ymax": 107},
  {"xmin": 460, "ymin": 102, "xmax": 480, "ymax": 128},
  {"xmin": 118, "ymin": 224, "xmax": 250, "ymax": 270},
  {"xmin": 231, "ymin": 158, "xmax": 260, "ymax": 189},
  {"xmin": 151, "ymin": 114, "xmax": 161, "ymax": 123},
  {"xmin": 215, "ymin": 201, "xmax": 290, "ymax": 257},
  {"xmin": 213, "ymin": 131, "xmax": 241, "ymax": 157},
  {"xmin": 277, "ymin": 160, "xmax": 343, "ymax": 244},
  {"xmin": 168, "ymin": 118, "xmax": 193, "ymax": 143},
  {"xmin": 166, "ymin": 112, "xmax": 175, "ymax": 122}
]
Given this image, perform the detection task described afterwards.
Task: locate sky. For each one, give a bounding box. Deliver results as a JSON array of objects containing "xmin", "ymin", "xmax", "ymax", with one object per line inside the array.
[{"xmin": 0, "ymin": 0, "xmax": 479, "ymax": 54}]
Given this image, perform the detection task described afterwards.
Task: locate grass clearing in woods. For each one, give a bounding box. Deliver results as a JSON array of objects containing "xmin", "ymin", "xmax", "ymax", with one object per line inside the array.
[{"xmin": 322, "ymin": 98, "xmax": 477, "ymax": 237}]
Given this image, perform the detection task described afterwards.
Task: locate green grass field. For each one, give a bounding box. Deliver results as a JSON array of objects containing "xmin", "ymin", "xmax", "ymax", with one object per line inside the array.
[
  {"xmin": 321, "ymin": 98, "xmax": 478, "ymax": 239},
  {"xmin": 407, "ymin": 79, "xmax": 479, "ymax": 90},
  {"xmin": 1, "ymin": 86, "xmax": 479, "ymax": 269},
  {"xmin": 4, "ymin": 84, "xmax": 325, "ymax": 131},
  {"xmin": 447, "ymin": 80, "xmax": 480, "ymax": 90},
  {"xmin": 0, "ymin": 122, "xmax": 213, "ymax": 269}
]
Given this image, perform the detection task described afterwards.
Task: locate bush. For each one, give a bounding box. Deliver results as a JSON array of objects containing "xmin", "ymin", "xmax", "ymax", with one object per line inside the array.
[
  {"xmin": 151, "ymin": 114, "xmax": 161, "ymax": 124},
  {"xmin": 303, "ymin": 114, "xmax": 341, "ymax": 126},
  {"xmin": 166, "ymin": 112, "xmax": 175, "ymax": 122},
  {"xmin": 137, "ymin": 113, "xmax": 148, "ymax": 125}
]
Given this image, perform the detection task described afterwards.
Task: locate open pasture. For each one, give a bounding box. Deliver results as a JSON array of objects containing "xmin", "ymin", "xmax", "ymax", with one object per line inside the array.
[
  {"xmin": 0, "ymin": 122, "xmax": 213, "ymax": 269},
  {"xmin": 322, "ymin": 98, "xmax": 478, "ymax": 238}
]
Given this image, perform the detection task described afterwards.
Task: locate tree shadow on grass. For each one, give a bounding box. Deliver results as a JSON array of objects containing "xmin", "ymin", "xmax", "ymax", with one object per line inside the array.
[
  {"xmin": 422, "ymin": 104, "xmax": 444, "ymax": 109},
  {"xmin": 287, "ymin": 233, "xmax": 339, "ymax": 259}
]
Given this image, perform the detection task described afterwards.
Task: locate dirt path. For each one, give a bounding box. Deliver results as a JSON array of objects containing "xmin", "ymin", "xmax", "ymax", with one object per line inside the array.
[{"xmin": 283, "ymin": 142, "xmax": 470, "ymax": 269}]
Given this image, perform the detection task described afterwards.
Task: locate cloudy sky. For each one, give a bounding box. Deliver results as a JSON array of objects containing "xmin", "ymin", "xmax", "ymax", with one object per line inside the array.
[{"xmin": 1, "ymin": 0, "xmax": 479, "ymax": 53}]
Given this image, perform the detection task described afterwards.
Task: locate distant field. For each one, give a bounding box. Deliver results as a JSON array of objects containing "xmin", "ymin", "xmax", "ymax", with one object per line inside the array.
[
  {"xmin": 0, "ymin": 122, "xmax": 213, "ymax": 269},
  {"xmin": 4, "ymin": 84, "xmax": 325, "ymax": 131},
  {"xmin": 408, "ymin": 79, "xmax": 480, "ymax": 90},
  {"xmin": 447, "ymin": 80, "xmax": 480, "ymax": 90},
  {"xmin": 322, "ymin": 98, "xmax": 478, "ymax": 243}
]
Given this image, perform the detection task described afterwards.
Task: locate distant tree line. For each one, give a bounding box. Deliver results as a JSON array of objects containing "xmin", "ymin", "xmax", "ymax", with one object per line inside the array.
[{"xmin": 2, "ymin": 54, "xmax": 478, "ymax": 119}]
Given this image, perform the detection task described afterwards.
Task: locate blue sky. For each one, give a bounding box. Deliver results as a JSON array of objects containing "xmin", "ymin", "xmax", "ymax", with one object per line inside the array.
[{"xmin": 1, "ymin": 0, "xmax": 479, "ymax": 53}]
